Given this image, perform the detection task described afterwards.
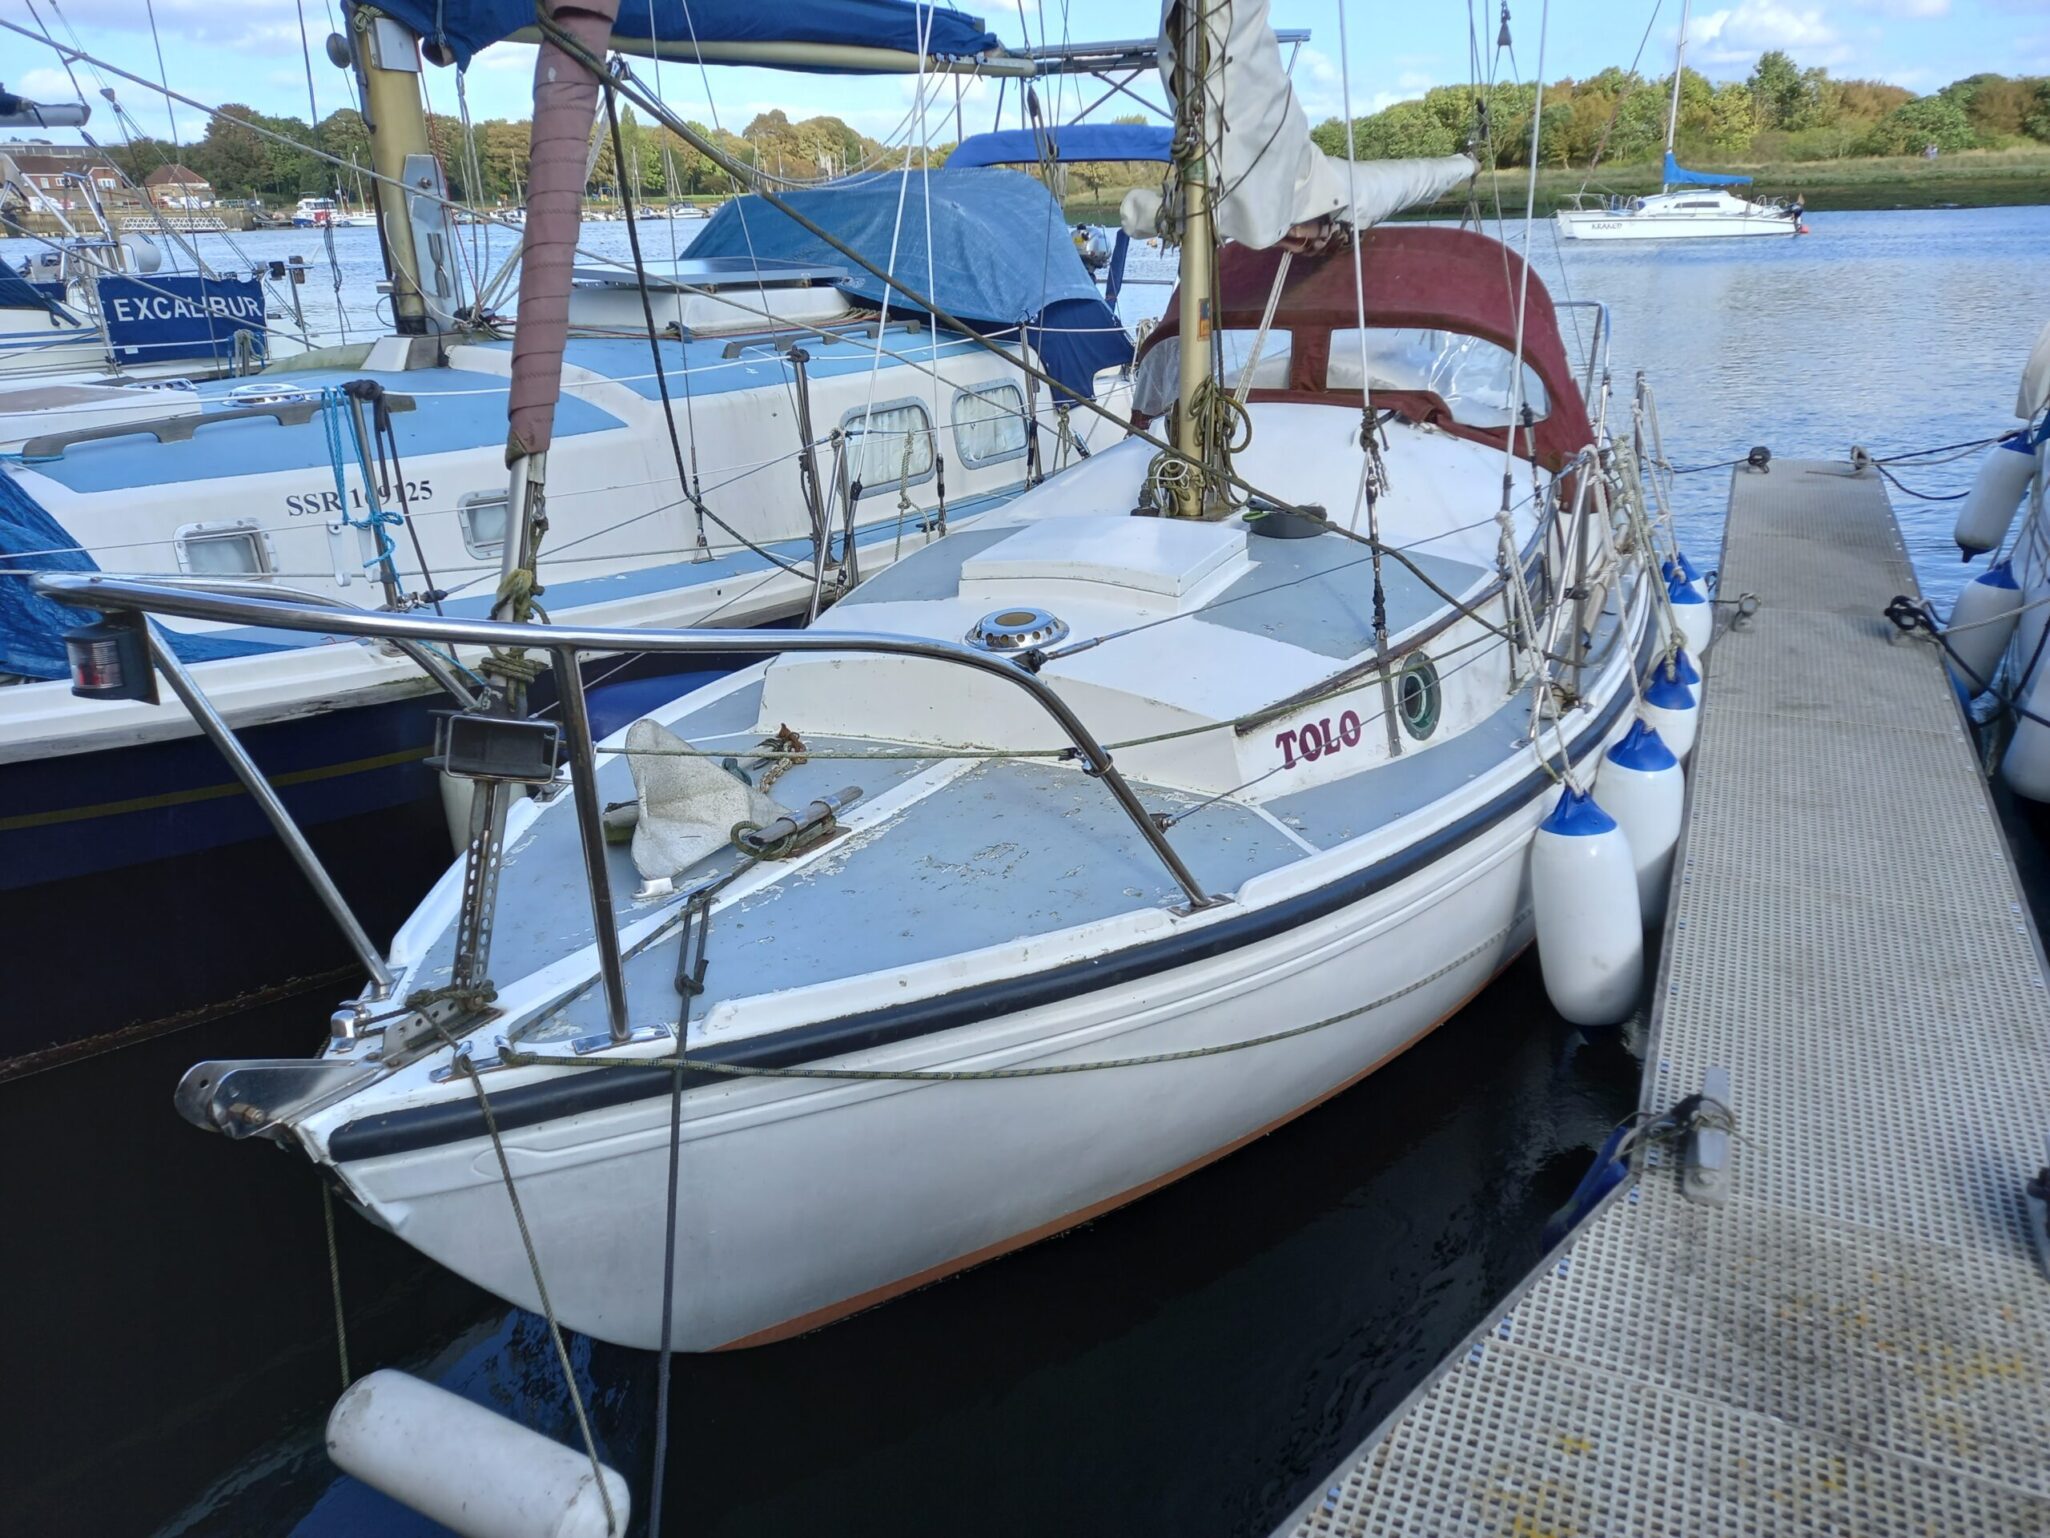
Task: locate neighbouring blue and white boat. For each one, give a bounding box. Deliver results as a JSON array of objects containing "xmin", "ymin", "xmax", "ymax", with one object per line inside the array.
[
  {"xmin": 125, "ymin": 0, "xmax": 1693, "ymax": 1352},
  {"xmin": 0, "ymin": 0, "xmax": 1120, "ymax": 1064}
]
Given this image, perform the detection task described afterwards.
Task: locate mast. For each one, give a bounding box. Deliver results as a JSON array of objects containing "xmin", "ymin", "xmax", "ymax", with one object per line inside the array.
[
  {"xmin": 346, "ymin": 4, "xmax": 456, "ymax": 333},
  {"xmin": 1167, "ymin": 0, "xmax": 1221, "ymax": 520},
  {"xmin": 1663, "ymin": 0, "xmax": 1690, "ymax": 193}
]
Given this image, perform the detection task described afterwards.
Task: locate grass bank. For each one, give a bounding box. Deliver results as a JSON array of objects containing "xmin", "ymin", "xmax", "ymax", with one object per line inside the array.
[{"xmin": 1067, "ymin": 146, "xmax": 2050, "ymax": 224}]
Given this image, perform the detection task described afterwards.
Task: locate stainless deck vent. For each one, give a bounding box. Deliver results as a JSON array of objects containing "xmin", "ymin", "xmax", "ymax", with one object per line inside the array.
[{"xmin": 966, "ymin": 606, "xmax": 1068, "ymax": 653}]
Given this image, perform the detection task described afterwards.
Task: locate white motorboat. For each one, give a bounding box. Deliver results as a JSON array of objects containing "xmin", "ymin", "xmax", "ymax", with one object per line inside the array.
[
  {"xmin": 127, "ymin": 0, "xmax": 1693, "ymax": 1353},
  {"xmin": 1554, "ymin": 0, "xmax": 1802, "ymax": 244}
]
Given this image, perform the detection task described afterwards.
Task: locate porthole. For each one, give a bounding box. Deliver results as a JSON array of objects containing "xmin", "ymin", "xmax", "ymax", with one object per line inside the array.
[{"xmin": 1397, "ymin": 653, "xmax": 1441, "ymax": 740}]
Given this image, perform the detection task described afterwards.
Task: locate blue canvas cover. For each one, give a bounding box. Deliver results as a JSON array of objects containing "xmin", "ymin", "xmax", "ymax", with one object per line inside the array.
[
  {"xmin": 1663, "ymin": 151, "xmax": 1752, "ymax": 188},
  {"xmin": 950, "ymin": 124, "xmax": 1173, "ymax": 168},
  {"xmin": 0, "ymin": 471, "xmax": 279, "ymax": 680},
  {"xmin": 0, "ymin": 263, "xmax": 66, "ymax": 317},
  {"xmin": 377, "ymin": 0, "xmax": 1000, "ymax": 71},
  {"xmin": 687, "ymin": 168, "xmax": 1131, "ymax": 398}
]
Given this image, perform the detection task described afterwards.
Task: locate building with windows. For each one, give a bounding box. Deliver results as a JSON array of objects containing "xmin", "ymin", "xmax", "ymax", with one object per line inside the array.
[{"xmin": 143, "ymin": 163, "xmax": 214, "ymax": 209}]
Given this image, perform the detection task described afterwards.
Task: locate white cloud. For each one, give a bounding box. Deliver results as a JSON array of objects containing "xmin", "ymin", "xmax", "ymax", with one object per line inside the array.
[
  {"xmin": 9, "ymin": 67, "xmax": 81, "ymax": 105},
  {"xmin": 1691, "ymin": 3, "xmax": 1851, "ymax": 70}
]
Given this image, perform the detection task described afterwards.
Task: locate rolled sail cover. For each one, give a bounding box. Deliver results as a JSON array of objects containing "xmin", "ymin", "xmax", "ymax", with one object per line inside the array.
[{"xmin": 1132, "ymin": 0, "xmax": 1472, "ymax": 246}]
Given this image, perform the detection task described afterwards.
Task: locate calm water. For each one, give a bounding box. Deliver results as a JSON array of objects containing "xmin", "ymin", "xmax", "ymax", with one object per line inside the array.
[{"xmin": 5, "ymin": 205, "xmax": 2047, "ymax": 1538}]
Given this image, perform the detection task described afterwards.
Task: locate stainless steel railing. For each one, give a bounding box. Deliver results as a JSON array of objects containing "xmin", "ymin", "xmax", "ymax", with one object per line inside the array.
[{"xmin": 36, "ymin": 573, "xmax": 1222, "ymax": 1041}]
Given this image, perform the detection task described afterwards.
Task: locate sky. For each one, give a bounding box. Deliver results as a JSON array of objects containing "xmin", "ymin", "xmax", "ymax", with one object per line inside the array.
[{"xmin": 5, "ymin": 0, "xmax": 2048, "ymax": 154}]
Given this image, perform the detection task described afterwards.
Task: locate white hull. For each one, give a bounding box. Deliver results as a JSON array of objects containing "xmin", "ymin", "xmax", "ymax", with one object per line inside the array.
[
  {"xmin": 1555, "ymin": 209, "xmax": 1797, "ymax": 242},
  {"xmin": 315, "ymin": 581, "xmax": 1650, "ymax": 1351}
]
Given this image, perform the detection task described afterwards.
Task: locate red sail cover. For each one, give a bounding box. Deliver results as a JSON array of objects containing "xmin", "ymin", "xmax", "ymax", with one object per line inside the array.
[
  {"xmin": 1138, "ymin": 226, "xmax": 1594, "ymax": 471},
  {"xmin": 507, "ymin": 0, "xmax": 622, "ymax": 462}
]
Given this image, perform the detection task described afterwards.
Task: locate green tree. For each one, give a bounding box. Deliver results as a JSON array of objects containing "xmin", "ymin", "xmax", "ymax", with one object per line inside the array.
[
  {"xmin": 1859, "ymin": 95, "xmax": 1978, "ymax": 156},
  {"xmin": 1313, "ymin": 100, "xmax": 1459, "ymax": 160},
  {"xmin": 190, "ymin": 104, "xmax": 277, "ymax": 198},
  {"xmin": 1748, "ymin": 50, "xmax": 1822, "ymax": 131},
  {"xmin": 1697, "ymin": 81, "xmax": 1758, "ymax": 155}
]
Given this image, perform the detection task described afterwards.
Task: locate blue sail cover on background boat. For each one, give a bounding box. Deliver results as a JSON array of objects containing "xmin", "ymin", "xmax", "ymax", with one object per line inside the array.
[
  {"xmin": 1663, "ymin": 151, "xmax": 1752, "ymax": 188},
  {"xmin": 688, "ymin": 168, "xmax": 1132, "ymax": 397},
  {"xmin": 949, "ymin": 124, "xmax": 1173, "ymax": 168},
  {"xmin": 0, "ymin": 471, "xmax": 280, "ymax": 679},
  {"xmin": 374, "ymin": 0, "xmax": 1001, "ymax": 71}
]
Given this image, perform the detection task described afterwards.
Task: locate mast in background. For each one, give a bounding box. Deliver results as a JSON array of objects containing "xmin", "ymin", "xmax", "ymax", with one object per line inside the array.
[{"xmin": 1662, "ymin": 0, "xmax": 1691, "ymax": 195}]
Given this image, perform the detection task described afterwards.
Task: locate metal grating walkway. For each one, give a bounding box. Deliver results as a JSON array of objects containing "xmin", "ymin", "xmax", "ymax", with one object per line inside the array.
[{"xmin": 1278, "ymin": 461, "xmax": 2050, "ymax": 1537}]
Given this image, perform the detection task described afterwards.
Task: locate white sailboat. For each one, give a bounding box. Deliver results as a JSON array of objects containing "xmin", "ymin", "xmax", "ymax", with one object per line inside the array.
[
  {"xmin": 102, "ymin": 0, "xmax": 1695, "ymax": 1352},
  {"xmin": 1555, "ymin": 0, "xmax": 1802, "ymax": 243}
]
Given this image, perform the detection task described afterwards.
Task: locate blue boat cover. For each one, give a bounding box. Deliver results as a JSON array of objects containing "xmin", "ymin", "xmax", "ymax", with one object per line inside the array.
[
  {"xmin": 688, "ymin": 168, "xmax": 1132, "ymax": 398},
  {"xmin": 950, "ymin": 124, "xmax": 1173, "ymax": 168},
  {"xmin": 379, "ymin": 0, "xmax": 1001, "ymax": 71},
  {"xmin": 0, "ymin": 263, "xmax": 65, "ymax": 317},
  {"xmin": 1663, "ymin": 151, "xmax": 1752, "ymax": 188},
  {"xmin": 0, "ymin": 470, "xmax": 280, "ymax": 680}
]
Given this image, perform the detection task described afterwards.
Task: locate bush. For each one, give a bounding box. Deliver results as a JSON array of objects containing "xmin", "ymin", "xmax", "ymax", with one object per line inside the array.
[{"xmin": 1859, "ymin": 96, "xmax": 1977, "ymax": 156}]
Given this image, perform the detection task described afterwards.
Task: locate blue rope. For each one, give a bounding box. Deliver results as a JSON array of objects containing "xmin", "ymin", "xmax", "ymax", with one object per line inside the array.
[{"xmin": 320, "ymin": 387, "xmax": 405, "ymax": 578}]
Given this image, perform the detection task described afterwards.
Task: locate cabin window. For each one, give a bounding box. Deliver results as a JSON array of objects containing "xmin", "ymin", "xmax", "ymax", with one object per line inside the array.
[
  {"xmin": 951, "ymin": 382, "xmax": 1028, "ymax": 469},
  {"xmin": 1132, "ymin": 329, "xmax": 1294, "ymax": 418},
  {"xmin": 458, "ymin": 490, "xmax": 511, "ymax": 560},
  {"xmin": 1397, "ymin": 653, "xmax": 1442, "ymax": 740},
  {"xmin": 1326, "ymin": 327, "xmax": 1550, "ymax": 428},
  {"xmin": 843, "ymin": 399, "xmax": 935, "ymax": 495},
  {"xmin": 173, "ymin": 518, "xmax": 273, "ymax": 578}
]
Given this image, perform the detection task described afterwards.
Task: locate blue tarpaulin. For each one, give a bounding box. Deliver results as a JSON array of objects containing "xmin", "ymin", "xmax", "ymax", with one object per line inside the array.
[
  {"xmin": 688, "ymin": 168, "xmax": 1132, "ymax": 398},
  {"xmin": 0, "ymin": 470, "xmax": 280, "ymax": 680},
  {"xmin": 0, "ymin": 264, "xmax": 66, "ymax": 318},
  {"xmin": 1664, "ymin": 151, "xmax": 1752, "ymax": 188},
  {"xmin": 950, "ymin": 124, "xmax": 1174, "ymax": 168},
  {"xmin": 375, "ymin": 0, "xmax": 1001, "ymax": 71}
]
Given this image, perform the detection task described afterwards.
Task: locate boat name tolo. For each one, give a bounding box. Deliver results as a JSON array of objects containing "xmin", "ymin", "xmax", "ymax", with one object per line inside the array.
[{"xmin": 1275, "ymin": 710, "xmax": 1364, "ymax": 767}]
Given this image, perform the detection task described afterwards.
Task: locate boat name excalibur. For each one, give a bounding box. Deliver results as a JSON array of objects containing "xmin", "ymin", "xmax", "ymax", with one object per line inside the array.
[{"xmin": 101, "ymin": 292, "xmax": 266, "ymax": 325}]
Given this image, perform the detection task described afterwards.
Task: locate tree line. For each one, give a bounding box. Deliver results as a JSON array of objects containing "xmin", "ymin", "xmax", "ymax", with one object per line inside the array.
[
  {"xmin": 100, "ymin": 51, "xmax": 2050, "ymax": 206},
  {"xmin": 1309, "ymin": 54, "xmax": 2050, "ymax": 169},
  {"xmin": 105, "ymin": 104, "xmax": 914, "ymax": 205}
]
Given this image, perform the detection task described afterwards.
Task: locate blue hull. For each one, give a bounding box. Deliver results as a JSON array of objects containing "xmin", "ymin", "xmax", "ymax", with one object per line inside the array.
[{"xmin": 0, "ymin": 656, "xmax": 744, "ymax": 1067}]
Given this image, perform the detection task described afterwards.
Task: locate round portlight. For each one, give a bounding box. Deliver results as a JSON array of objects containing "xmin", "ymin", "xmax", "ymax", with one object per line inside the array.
[
  {"xmin": 967, "ymin": 606, "xmax": 1068, "ymax": 653},
  {"xmin": 1397, "ymin": 653, "xmax": 1441, "ymax": 740}
]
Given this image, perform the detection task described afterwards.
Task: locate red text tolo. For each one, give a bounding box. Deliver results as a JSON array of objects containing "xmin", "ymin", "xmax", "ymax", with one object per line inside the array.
[{"xmin": 1275, "ymin": 709, "xmax": 1363, "ymax": 768}]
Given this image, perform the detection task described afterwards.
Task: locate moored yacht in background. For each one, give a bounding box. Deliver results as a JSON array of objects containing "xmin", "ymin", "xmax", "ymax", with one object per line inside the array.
[
  {"xmin": 1555, "ymin": 0, "xmax": 1802, "ymax": 243},
  {"xmin": 0, "ymin": 0, "xmax": 1115, "ymax": 1068}
]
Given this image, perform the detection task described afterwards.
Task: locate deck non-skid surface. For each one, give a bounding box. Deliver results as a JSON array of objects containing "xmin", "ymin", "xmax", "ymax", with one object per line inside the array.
[{"xmin": 1280, "ymin": 460, "xmax": 2050, "ymax": 1535}]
